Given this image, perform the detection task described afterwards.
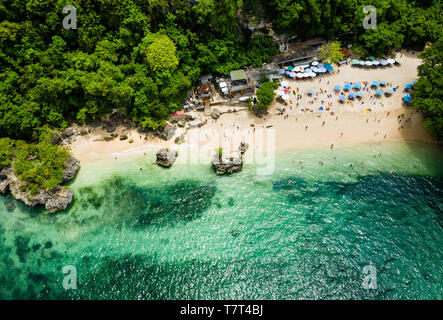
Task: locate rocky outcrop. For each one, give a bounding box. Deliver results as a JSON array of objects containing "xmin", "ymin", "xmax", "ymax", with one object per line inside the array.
[
  {"xmin": 156, "ymin": 148, "xmax": 178, "ymax": 168},
  {"xmin": 62, "ymin": 156, "xmax": 80, "ymax": 183},
  {"xmin": 211, "ymin": 150, "xmax": 243, "ymax": 175},
  {"xmin": 155, "ymin": 123, "xmax": 177, "ymax": 141},
  {"xmin": 175, "ymin": 134, "xmax": 185, "ymax": 145},
  {"xmin": 0, "ymin": 156, "xmax": 80, "ymax": 213}
]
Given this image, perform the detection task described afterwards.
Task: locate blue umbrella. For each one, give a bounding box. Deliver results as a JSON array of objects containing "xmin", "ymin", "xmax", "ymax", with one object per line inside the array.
[
  {"xmin": 403, "ymin": 95, "xmax": 412, "ymax": 103},
  {"xmin": 278, "ymin": 69, "xmax": 285, "ymax": 75},
  {"xmin": 324, "ymin": 63, "xmax": 333, "ymax": 71},
  {"xmin": 304, "ymin": 68, "xmax": 313, "ymax": 73},
  {"xmin": 371, "ymin": 81, "xmax": 380, "ymax": 87},
  {"xmin": 385, "ymin": 89, "xmax": 394, "ymax": 94},
  {"xmin": 339, "ymin": 95, "xmax": 348, "ymax": 102},
  {"xmin": 380, "ymin": 80, "xmax": 387, "ymax": 86},
  {"xmin": 344, "ymin": 83, "xmax": 352, "ymax": 90},
  {"xmin": 334, "ymin": 85, "xmax": 342, "ymax": 91},
  {"xmin": 308, "ymin": 88, "xmax": 315, "ymax": 95},
  {"xmin": 375, "ymin": 89, "xmax": 384, "ymax": 95},
  {"xmin": 349, "ymin": 92, "xmax": 357, "ymax": 99},
  {"xmin": 353, "ymin": 83, "xmax": 362, "ymax": 89},
  {"xmin": 356, "ymin": 91, "xmax": 364, "ymax": 98},
  {"xmin": 405, "ymin": 84, "xmax": 413, "ymax": 89}
]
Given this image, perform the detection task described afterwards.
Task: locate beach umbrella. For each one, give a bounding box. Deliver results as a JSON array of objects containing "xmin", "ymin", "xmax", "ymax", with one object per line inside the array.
[
  {"xmin": 308, "ymin": 73, "xmax": 316, "ymax": 78},
  {"xmin": 281, "ymin": 94, "xmax": 290, "ymax": 101},
  {"xmin": 344, "ymin": 83, "xmax": 352, "ymax": 90},
  {"xmin": 278, "ymin": 69, "xmax": 285, "ymax": 75},
  {"xmin": 276, "ymin": 89, "xmax": 285, "ymax": 96},
  {"xmin": 311, "ymin": 61, "xmax": 319, "ymax": 66},
  {"xmin": 411, "ymin": 80, "xmax": 417, "ymax": 85},
  {"xmin": 304, "ymin": 68, "xmax": 313, "ymax": 74},
  {"xmin": 353, "ymin": 83, "xmax": 362, "ymax": 90},
  {"xmin": 356, "ymin": 91, "xmax": 364, "ymax": 98},
  {"xmin": 339, "ymin": 95, "xmax": 347, "ymax": 102},
  {"xmin": 405, "ymin": 83, "xmax": 413, "ymax": 90},
  {"xmin": 359, "ymin": 60, "xmax": 366, "ymax": 66},
  {"xmin": 352, "ymin": 59, "xmax": 359, "ymax": 65},
  {"xmin": 385, "ymin": 89, "xmax": 394, "ymax": 95},
  {"xmin": 285, "ymin": 71, "xmax": 291, "ymax": 75},
  {"xmin": 372, "ymin": 60, "xmax": 380, "ymax": 66},
  {"xmin": 387, "ymin": 58, "xmax": 395, "ymax": 64},
  {"xmin": 369, "ymin": 56, "xmax": 376, "ymax": 61},
  {"xmin": 296, "ymin": 73, "xmax": 304, "ymax": 78},
  {"xmin": 375, "ymin": 89, "xmax": 384, "ymax": 96},
  {"xmin": 318, "ymin": 67, "xmax": 327, "ymax": 73},
  {"xmin": 294, "ymin": 66, "xmax": 301, "ymax": 72},
  {"xmin": 365, "ymin": 61, "xmax": 373, "ymax": 66},
  {"xmin": 324, "ymin": 63, "xmax": 333, "ymax": 72},
  {"xmin": 334, "ymin": 84, "xmax": 342, "ymax": 91},
  {"xmin": 308, "ymin": 88, "xmax": 315, "ymax": 95},
  {"xmin": 403, "ymin": 95, "xmax": 412, "ymax": 103},
  {"xmin": 349, "ymin": 92, "xmax": 357, "ymax": 99},
  {"xmin": 287, "ymin": 66, "xmax": 293, "ymax": 71},
  {"xmin": 371, "ymin": 80, "xmax": 380, "ymax": 87},
  {"xmin": 395, "ymin": 58, "xmax": 402, "ymax": 64},
  {"xmin": 380, "ymin": 80, "xmax": 387, "ymax": 86},
  {"xmin": 281, "ymin": 81, "xmax": 289, "ymax": 88},
  {"xmin": 288, "ymin": 72, "xmax": 296, "ymax": 78},
  {"xmin": 379, "ymin": 59, "xmax": 389, "ymax": 66}
]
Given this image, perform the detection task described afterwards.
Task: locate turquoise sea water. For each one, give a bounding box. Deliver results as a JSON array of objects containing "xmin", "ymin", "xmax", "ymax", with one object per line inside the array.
[{"xmin": 0, "ymin": 141, "xmax": 442, "ymax": 299}]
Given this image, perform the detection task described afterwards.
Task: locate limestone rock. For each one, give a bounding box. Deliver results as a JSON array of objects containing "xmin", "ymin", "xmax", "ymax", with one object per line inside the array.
[
  {"xmin": 156, "ymin": 148, "xmax": 178, "ymax": 168},
  {"xmin": 155, "ymin": 124, "xmax": 177, "ymax": 141},
  {"xmin": 62, "ymin": 156, "xmax": 80, "ymax": 183},
  {"xmin": 211, "ymin": 150, "xmax": 243, "ymax": 175}
]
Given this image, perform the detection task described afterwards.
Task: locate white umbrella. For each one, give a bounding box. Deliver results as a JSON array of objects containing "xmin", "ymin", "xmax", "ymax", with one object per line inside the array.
[
  {"xmin": 289, "ymin": 72, "xmax": 296, "ymax": 78},
  {"xmin": 372, "ymin": 60, "xmax": 380, "ymax": 66},
  {"xmin": 311, "ymin": 61, "xmax": 319, "ymax": 66},
  {"xmin": 276, "ymin": 89, "xmax": 285, "ymax": 96},
  {"xmin": 387, "ymin": 59, "xmax": 395, "ymax": 64},
  {"xmin": 309, "ymin": 73, "xmax": 316, "ymax": 78},
  {"xmin": 281, "ymin": 81, "xmax": 289, "ymax": 88},
  {"xmin": 281, "ymin": 94, "xmax": 290, "ymax": 100},
  {"xmin": 296, "ymin": 73, "xmax": 304, "ymax": 78},
  {"xmin": 294, "ymin": 66, "xmax": 301, "ymax": 72},
  {"xmin": 365, "ymin": 61, "xmax": 372, "ymax": 66}
]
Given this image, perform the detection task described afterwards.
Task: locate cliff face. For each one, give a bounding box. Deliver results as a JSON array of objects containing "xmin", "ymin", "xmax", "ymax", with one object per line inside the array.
[{"xmin": 0, "ymin": 156, "xmax": 80, "ymax": 213}]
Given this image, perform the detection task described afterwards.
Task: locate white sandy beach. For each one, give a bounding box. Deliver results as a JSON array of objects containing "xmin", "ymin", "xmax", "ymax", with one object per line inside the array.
[{"xmin": 69, "ymin": 51, "xmax": 435, "ymax": 163}]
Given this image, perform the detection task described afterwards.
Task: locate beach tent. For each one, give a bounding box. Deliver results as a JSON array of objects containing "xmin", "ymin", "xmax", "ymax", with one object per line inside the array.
[
  {"xmin": 349, "ymin": 92, "xmax": 357, "ymax": 99},
  {"xmin": 344, "ymin": 83, "xmax": 352, "ymax": 90},
  {"xmin": 375, "ymin": 89, "xmax": 384, "ymax": 95},
  {"xmin": 353, "ymin": 83, "xmax": 362, "ymax": 90},
  {"xmin": 308, "ymin": 88, "xmax": 315, "ymax": 95},
  {"xmin": 334, "ymin": 85, "xmax": 342, "ymax": 91},
  {"xmin": 281, "ymin": 81, "xmax": 289, "ymax": 88},
  {"xmin": 282, "ymin": 94, "xmax": 290, "ymax": 101},
  {"xmin": 339, "ymin": 95, "xmax": 348, "ymax": 102},
  {"xmin": 371, "ymin": 81, "xmax": 380, "ymax": 87},
  {"xmin": 369, "ymin": 56, "xmax": 376, "ymax": 61},
  {"xmin": 324, "ymin": 63, "xmax": 333, "ymax": 72},
  {"xmin": 356, "ymin": 91, "xmax": 364, "ymax": 98},
  {"xmin": 380, "ymin": 80, "xmax": 387, "ymax": 86},
  {"xmin": 403, "ymin": 95, "xmax": 412, "ymax": 103}
]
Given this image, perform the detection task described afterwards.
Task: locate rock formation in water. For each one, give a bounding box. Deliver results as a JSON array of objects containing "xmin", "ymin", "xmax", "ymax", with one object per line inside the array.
[
  {"xmin": 211, "ymin": 150, "xmax": 243, "ymax": 175},
  {"xmin": 156, "ymin": 148, "xmax": 178, "ymax": 168},
  {"xmin": 0, "ymin": 156, "xmax": 80, "ymax": 213}
]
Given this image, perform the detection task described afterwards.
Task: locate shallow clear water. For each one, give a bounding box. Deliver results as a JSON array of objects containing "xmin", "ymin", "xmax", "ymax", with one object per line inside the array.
[{"xmin": 0, "ymin": 141, "xmax": 442, "ymax": 299}]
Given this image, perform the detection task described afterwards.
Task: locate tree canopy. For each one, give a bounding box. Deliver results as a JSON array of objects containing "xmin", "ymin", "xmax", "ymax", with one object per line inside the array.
[{"xmin": 412, "ymin": 38, "xmax": 443, "ymax": 138}]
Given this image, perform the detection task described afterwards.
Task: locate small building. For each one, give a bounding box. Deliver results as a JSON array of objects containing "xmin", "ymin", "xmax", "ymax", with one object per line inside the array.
[
  {"xmin": 199, "ymin": 73, "xmax": 213, "ymax": 84},
  {"xmin": 196, "ymin": 82, "xmax": 212, "ymax": 103},
  {"xmin": 229, "ymin": 70, "xmax": 248, "ymax": 86}
]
